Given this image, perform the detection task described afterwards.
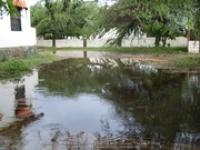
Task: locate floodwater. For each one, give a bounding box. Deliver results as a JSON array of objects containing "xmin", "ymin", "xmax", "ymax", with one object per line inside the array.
[{"xmin": 0, "ymin": 53, "xmax": 200, "ymax": 150}]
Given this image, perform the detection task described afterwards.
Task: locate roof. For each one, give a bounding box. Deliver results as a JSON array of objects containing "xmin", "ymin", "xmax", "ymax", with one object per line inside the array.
[{"xmin": 12, "ymin": 0, "xmax": 28, "ymax": 10}]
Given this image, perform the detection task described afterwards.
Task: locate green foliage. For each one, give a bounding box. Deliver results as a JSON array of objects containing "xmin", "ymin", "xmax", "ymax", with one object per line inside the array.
[
  {"xmin": 90, "ymin": 0, "xmax": 199, "ymax": 47},
  {"xmin": 31, "ymin": 0, "xmax": 73, "ymax": 40},
  {"xmin": 193, "ymin": 0, "xmax": 200, "ymax": 40},
  {"xmin": 0, "ymin": 0, "xmax": 17, "ymax": 18},
  {"xmin": 31, "ymin": 0, "xmax": 98, "ymax": 46}
]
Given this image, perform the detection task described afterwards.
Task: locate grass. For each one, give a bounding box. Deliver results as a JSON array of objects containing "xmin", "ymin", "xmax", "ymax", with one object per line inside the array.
[
  {"xmin": 0, "ymin": 51, "xmax": 61, "ymax": 79},
  {"xmin": 169, "ymin": 56, "xmax": 200, "ymax": 69},
  {"xmin": 37, "ymin": 46, "xmax": 188, "ymax": 54}
]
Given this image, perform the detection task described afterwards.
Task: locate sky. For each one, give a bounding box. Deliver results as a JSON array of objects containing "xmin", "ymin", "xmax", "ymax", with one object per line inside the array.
[{"xmin": 27, "ymin": 0, "xmax": 38, "ymax": 6}]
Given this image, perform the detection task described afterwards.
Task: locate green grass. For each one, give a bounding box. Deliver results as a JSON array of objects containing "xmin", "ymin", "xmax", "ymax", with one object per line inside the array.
[
  {"xmin": 0, "ymin": 51, "xmax": 61, "ymax": 79},
  {"xmin": 169, "ymin": 56, "xmax": 200, "ymax": 69},
  {"xmin": 37, "ymin": 46, "xmax": 188, "ymax": 54}
]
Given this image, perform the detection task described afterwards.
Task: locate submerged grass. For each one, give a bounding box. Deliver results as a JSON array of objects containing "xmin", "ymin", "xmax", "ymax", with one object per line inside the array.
[{"xmin": 0, "ymin": 51, "xmax": 61, "ymax": 79}]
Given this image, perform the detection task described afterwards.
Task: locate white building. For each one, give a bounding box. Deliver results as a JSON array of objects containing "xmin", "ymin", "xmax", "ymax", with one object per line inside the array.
[{"xmin": 0, "ymin": 0, "xmax": 36, "ymax": 60}]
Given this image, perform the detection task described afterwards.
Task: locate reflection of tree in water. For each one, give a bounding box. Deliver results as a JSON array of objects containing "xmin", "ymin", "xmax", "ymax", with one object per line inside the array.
[
  {"xmin": 39, "ymin": 58, "xmax": 131, "ymax": 96},
  {"xmin": 105, "ymin": 71, "xmax": 200, "ymax": 144},
  {"xmin": 38, "ymin": 58, "xmax": 200, "ymax": 145}
]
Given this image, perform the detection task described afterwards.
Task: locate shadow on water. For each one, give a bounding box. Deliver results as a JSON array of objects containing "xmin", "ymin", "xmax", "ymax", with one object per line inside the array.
[{"xmin": 0, "ymin": 57, "xmax": 200, "ymax": 149}]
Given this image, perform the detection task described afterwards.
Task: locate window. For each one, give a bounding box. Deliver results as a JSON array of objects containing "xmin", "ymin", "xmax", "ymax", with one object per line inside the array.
[{"xmin": 10, "ymin": 8, "xmax": 22, "ymax": 31}]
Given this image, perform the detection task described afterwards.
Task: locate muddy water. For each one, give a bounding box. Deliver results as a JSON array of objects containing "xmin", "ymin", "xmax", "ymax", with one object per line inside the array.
[{"xmin": 0, "ymin": 57, "xmax": 200, "ymax": 150}]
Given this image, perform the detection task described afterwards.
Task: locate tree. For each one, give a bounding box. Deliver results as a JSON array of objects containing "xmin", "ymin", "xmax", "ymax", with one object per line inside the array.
[
  {"xmin": 31, "ymin": 0, "xmax": 97, "ymax": 47},
  {"xmin": 31, "ymin": 0, "xmax": 73, "ymax": 47},
  {"xmin": 90, "ymin": 0, "xmax": 149, "ymax": 47},
  {"xmin": 172, "ymin": 0, "xmax": 200, "ymax": 51},
  {"xmin": 193, "ymin": 0, "xmax": 200, "ymax": 40},
  {"xmin": 0, "ymin": 0, "xmax": 18, "ymax": 18},
  {"xmin": 194, "ymin": 0, "xmax": 200, "ymax": 51},
  {"xmin": 74, "ymin": 1, "xmax": 99, "ymax": 47},
  {"xmin": 89, "ymin": 0, "xmax": 199, "ymax": 47}
]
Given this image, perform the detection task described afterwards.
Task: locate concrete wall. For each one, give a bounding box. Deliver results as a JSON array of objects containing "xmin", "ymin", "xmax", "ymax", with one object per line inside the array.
[
  {"xmin": 188, "ymin": 41, "xmax": 200, "ymax": 53},
  {"xmin": 37, "ymin": 37, "xmax": 188, "ymax": 48}
]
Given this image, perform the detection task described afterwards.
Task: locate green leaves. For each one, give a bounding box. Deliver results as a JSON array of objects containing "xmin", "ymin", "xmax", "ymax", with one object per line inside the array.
[
  {"xmin": 0, "ymin": 0, "xmax": 17, "ymax": 18},
  {"xmin": 31, "ymin": 0, "xmax": 98, "ymax": 43},
  {"xmin": 89, "ymin": 0, "xmax": 199, "ymax": 47}
]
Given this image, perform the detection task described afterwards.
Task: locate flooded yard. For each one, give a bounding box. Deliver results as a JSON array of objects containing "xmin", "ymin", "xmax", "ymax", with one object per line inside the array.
[{"xmin": 0, "ymin": 53, "xmax": 200, "ymax": 149}]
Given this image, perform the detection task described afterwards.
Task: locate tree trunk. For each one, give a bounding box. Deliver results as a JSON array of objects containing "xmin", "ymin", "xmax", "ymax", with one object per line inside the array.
[
  {"xmin": 155, "ymin": 36, "xmax": 161, "ymax": 47},
  {"xmin": 199, "ymin": 40, "xmax": 200, "ymax": 53},
  {"xmin": 52, "ymin": 38, "xmax": 56, "ymax": 47},
  {"xmin": 83, "ymin": 38, "xmax": 87, "ymax": 47},
  {"xmin": 186, "ymin": 29, "xmax": 191, "ymax": 41},
  {"xmin": 83, "ymin": 51, "xmax": 87, "ymax": 58},
  {"xmin": 161, "ymin": 37, "xmax": 167, "ymax": 47},
  {"xmin": 117, "ymin": 40, "xmax": 122, "ymax": 47}
]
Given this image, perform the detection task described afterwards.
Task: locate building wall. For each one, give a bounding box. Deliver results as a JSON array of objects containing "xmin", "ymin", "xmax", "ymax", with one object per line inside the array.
[
  {"xmin": 0, "ymin": 8, "xmax": 36, "ymax": 48},
  {"xmin": 0, "ymin": 4, "xmax": 36, "ymax": 60}
]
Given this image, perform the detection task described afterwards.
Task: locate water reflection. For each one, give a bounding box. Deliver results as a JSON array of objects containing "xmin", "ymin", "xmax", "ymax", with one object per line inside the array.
[
  {"xmin": 0, "ymin": 71, "xmax": 39, "ymax": 149},
  {"xmin": 38, "ymin": 58, "xmax": 200, "ymax": 146},
  {"xmin": 0, "ymin": 71, "xmax": 38, "ymax": 128},
  {"xmin": 0, "ymin": 58, "xmax": 200, "ymax": 149}
]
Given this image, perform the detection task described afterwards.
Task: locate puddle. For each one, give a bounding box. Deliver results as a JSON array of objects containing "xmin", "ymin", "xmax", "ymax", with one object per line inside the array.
[{"xmin": 0, "ymin": 58, "xmax": 200, "ymax": 149}]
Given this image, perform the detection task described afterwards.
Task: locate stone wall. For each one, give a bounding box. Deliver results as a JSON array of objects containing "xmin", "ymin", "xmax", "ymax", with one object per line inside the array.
[{"xmin": 0, "ymin": 46, "xmax": 36, "ymax": 61}]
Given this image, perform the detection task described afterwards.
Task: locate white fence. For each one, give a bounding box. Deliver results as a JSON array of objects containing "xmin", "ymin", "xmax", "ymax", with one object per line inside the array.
[{"xmin": 37, "ymin": 37, "xmax": 188, "ymax": 48}]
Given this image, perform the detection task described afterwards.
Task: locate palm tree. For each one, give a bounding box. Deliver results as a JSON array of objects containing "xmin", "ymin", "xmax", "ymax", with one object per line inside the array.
[{"xmin": 31, "ymin": 0, "xmax": 97, "ymax": 47}]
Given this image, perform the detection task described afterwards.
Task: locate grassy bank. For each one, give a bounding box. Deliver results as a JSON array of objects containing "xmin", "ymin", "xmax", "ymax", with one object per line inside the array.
[
  {"xmin": 0, "ymin": 51, "xmax": 61, "ymax": 79},
  {"xmin": 0, "ymin": 47, "xmax": 199, "ymax": 80},
  {"xmin": 168, "ymin": 56, "xmax": 200, "ymax": 69},
  {"xmin": 38, "ymin": 46, "xmax": 200, "ymax": 70},
  {"xmin": 37, "ymin": 46, "xmax": 188, "ymax": 54}
]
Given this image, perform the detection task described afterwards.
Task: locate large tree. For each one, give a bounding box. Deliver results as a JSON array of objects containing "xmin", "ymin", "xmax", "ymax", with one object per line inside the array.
[
  {"xmin": 31, "ymin": 0, "xmax": 74, "ymax": 47},
  {"xmin": 194, "ymin": 0, "xmax": 200, "ymax": 51},
  {"xmin": 193, "ymin": 0, "xmax": 200, "ymax": 40},
  {"xmin": 90, "ymin": 0, "xmax": 199, "ymax": 47},
  {"xmin": 0, "ymin": 0, "xmax": 18, "ymax": 18},
  {"xmin": 31, "ymin": 0, "xmax": 97, "ymax": 47}
]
